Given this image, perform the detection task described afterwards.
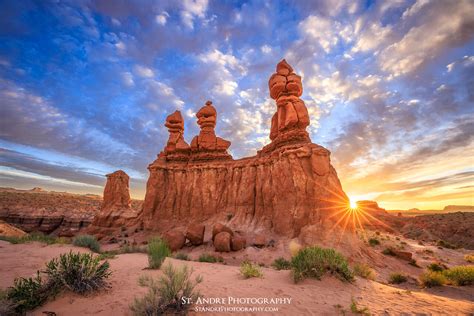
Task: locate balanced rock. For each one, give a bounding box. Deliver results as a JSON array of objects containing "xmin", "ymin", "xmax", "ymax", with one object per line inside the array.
[
  {"xmin": 212, "ymin": 223, "xmax": 234, "ymax": 241},
  {"xmin": 160, "ymin": 110, "xmax": 190, "ymax": 161},
  {"xmin": 186, "ymin": 223, "xmax": 205, "ymax": 246},
  {"xmin": 163, "ymin": 230, "xmax": 186, "ymax": 251},
  {"xmin": 214, "ymin": 231, "xmax": 232, "ymax": 252},
  {"xmin": 231, "ymin": 235, "xmax": 246, "ymax": 251}
]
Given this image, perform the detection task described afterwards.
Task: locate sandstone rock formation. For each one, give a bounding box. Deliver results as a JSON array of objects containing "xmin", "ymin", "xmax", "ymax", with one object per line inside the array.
[
  {"xmin": 87, "ymin": 170, "xmax": 139, "ymax": 236},
  {"xmin": 102, "ymin": 170, "xmax": 131, "ymax": 210},
  {"xmin": 0, "ymin": 188, "xmax": 97, "ymax": 236},
  {"xmin": 231, "ymin": 235, "xmax": 246, "ymax": 251},
  {"xmin": 160, "ymin": 110, "xmax": 190, "ymax": 161},
  {"xmin": 140, "ymin": 60, "xmax": 349, "ymax": 240},
  {"xmin": 190, "ymin": 101, "xmax": 232, "ymax": 161}
]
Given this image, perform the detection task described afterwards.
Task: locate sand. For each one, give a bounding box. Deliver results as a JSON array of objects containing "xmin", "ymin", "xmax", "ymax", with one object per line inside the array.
[{"xmin": 0, "ymin": 241, "xmax": 473, "ymax": 315}]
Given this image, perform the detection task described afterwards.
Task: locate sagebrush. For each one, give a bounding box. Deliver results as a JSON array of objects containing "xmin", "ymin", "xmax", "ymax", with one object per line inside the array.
[
  {"xmin": 72, "ymin": 234, "xmax": 101, "ymax": 252},
  {"xmin": 271, "ymin": 257, "xmax": 292, "ymax": 270},
  {"xmin": 291, "ymin": 246, "xmax": 354, "ymax": 283},
  {"xmin": 130, "ymin": 263, "xmax": 202, "ymax": 315},
  {"xmin": 240, "ymin": 261, "xmax": 263, "ymax": 279},
  {"xmin": 148, "ymin": 237, "xmax": 171, "ymax": 269}
]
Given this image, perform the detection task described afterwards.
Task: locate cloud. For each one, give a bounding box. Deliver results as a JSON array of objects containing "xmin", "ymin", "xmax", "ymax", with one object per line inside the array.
[
  {"xmin": 133, "ymin": 65, "xmax": 155, "ymax": 78},
  {"xmin": 155, "ymin": 11, "xmax": 169, "ymax": 26},
  {"xmin": 180, "ymin": 0, "xmax": 208, "ymax": 29}
]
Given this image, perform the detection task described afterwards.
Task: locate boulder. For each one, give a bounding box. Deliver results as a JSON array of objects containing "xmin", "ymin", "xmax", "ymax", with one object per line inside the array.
[
  {"xmin": 186, "ymin": 223, "xmax": 205, "ymax": 246},
  {"xmin": 231, "ymin": 235, "xmax": 246, "ymax": 251},
  {"xmin": 212, "ymin": 223, "xmax": 233, "ymax": 241},
  {"xmin": 214, "ymin": 231, "xmax": 231, "ymax": 252},
  {"xmin": 253, "ymin": 233, "xmax": 267, "ymax": 248},
  {"xmin": 163, "ymin": 230, "xmax": 186, "ymax": 251}
]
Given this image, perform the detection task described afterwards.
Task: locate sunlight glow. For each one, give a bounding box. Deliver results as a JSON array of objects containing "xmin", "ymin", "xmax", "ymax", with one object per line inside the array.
[{"xmin": 349, "ymin": 198, "xmax": 358, "ymax": 209}]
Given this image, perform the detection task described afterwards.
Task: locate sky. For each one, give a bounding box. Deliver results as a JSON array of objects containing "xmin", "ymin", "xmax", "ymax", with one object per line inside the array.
[{"xmin": 0, "ymin": 0, "xmax": 473, "ymax": 210}]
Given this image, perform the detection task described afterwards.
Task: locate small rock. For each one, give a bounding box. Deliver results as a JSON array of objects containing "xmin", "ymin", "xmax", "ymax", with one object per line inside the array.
[
  {"xmin": 231, "ymin": 235, "xmax": 246, "ymax": 251},
  {"xmin": 253, "ymin": 233, "xmax": 267, "ymax": 248},
  {"xmin": 162, "ymin": 230, "xmax": 186, "ymax": 251},
  {"xmin": 212, "ymin": 223, "xmax": 233, "ymax": 241},
  {"xmin": 186, "ymin": 223, "xmax": 205, "ymax": 246}
]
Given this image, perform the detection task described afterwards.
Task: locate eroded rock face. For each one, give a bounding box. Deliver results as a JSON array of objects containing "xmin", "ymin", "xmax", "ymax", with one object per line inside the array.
[
  {"xmin": 88, "ymin": 170, "xmax": 138, "ymax": 232},
  {"xmin": 140, "ymin": 60, "xmax": 349, "ymax": 239},
  {"xmin": 102, "ymin": 170, "xmax": 131, "ymax": 210}
]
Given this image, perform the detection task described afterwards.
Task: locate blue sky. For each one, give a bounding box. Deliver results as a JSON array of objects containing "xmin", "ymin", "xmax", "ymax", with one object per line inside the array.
[{"xmin": 0, "ymin": 0, "xmax": 473, "ymax": 209}]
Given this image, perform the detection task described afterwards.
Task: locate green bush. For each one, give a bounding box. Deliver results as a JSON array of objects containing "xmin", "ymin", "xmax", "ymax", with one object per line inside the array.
[
  {"xmin": 271, "ymin": 257, "xmax": 292, "ymax": 270},
  {"xmin": 368, "ymin": 238, "xmax": 380, "ymax": 247},
  {"xmin": 198, "ymin": 253, "xmax": 223, "ymax": 263},
  {"xmin": 443, "ymin": 265, "xmax": 474, "ymax": 286},
  {"xmin": 291, "ymin": 246, "xmax": 354, "ymax": 283},
  {"xmin": 388, "ymin": 273, "xmax": 407, "ymax": 284},
  {"xmin": 427, "ymin": 263, "xmax": 446, "ymax": 272},
  {"xmin": 45, "ymin": 251, "xmax": 111, "ymax": 294},
  {"xmin": 174, "ymin": 253, "xmax": 190, "ymax": 261},
  {"xmin": 382, "ymin": 248, "xmax": 396, "ymax": 256},
  {"xmin": 6, "ymin": 272, "xmax": 57, "ymax": 314},
  {"xmin": 419, "ymin": 271, "xmax": 446, "ymax": 287},
  {"xmin": 73, "ymin": 234, "xmax": 100, "ymax": 253},
  {"xmin": 148, "ymin": 237, "xmax": 171, "ymax": 269},
  {"xmin": 240, "ymin": 261, "xmax": 263, "ymax": 279},
  {"xmin": 350, "ymin": 298, "xmax": 370, "ymax": 315},
  {"xmin": 130, "ymin": 263, "xmax": 202, "ymax": 315},
  {"xmin": 353, "ymin": 263, "xmax": 376, "ymax": 280}
]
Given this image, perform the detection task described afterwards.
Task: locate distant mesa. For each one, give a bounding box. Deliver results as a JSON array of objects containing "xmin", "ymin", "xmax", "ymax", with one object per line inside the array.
[
  {"xmin": 356, "ymin": 200, "xmax": 386, "ymax": 213},
  {"xmin": 29, "ymin": 187, "xmax": 45, "ymax": 192},
  {"xmin": 443, "ymin": 205, "xmax": 474, "ymax": 212}
]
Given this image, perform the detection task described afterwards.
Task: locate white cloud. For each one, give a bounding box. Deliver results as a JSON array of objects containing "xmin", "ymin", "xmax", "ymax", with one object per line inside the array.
[
  {"xmin": 133, "ymin": 65, "xmax": 154, "ymax": 78},
  {"xmin": 213, "ymin": 80, "xmax": 238, "ymax": 96},
  {"xmin": 299, "ymin": 16, "xmax": 340, "ymax": 53},
  {"xmin": 180, "ymin": 0, "xmax": 209, "ymax": 29},
  {"xmin": 121, "ymin": 72, "xmax": 134, "ymax": 87},
  {"xmin": 260, "ymin": 45, "xmax": 272, "ymax": 54},
  {"xmin": 155, "ymin": 11, "xmax": 169, "ymax": 26}
]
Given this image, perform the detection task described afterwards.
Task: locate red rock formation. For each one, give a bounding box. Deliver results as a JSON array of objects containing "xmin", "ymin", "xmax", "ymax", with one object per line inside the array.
[
  {"xmin": 186, "ymin": 223, "xmax": 205, "ymax": 246},
  {"xmin": 163, "ymin": 230, "xmax": 186, "ymax": 251},
  {"xmin": 160, "ymin": 111, "xmax": 190, "ymax": 161},
  {"xmin": 190, "ymin": 101, "xmax": 232, "ymax": 161},
  {"xmin": 88, "ymin": 170, "xmax": 139, "ymax": 235},
  {"xmin": 140, "ymin": 60, "xmax": 349, "ymax": 240},
  {"xmin": 214, "ymin": 231, "xmax": 232, "ymax": 252},
  {"xmin": 102, "ymin": 170, "xmax": 131, "ymax": 210}
]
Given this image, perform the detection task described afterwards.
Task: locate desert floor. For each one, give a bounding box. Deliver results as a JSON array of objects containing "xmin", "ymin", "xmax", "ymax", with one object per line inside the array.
[{"xmin": 0, "ymin": 241, "xmax": 473, "ymax": 315}]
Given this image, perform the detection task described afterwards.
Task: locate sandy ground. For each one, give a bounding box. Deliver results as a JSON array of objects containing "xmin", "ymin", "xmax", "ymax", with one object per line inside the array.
[{"xmin": 0, "ymin": 241, "xmax": 473, "ymax": 315}]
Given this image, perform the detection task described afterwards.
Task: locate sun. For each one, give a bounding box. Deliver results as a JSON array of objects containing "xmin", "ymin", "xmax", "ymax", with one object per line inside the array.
[{"xmin": 349, "ymin": 198, "xmax": 358, "ymax": 209}]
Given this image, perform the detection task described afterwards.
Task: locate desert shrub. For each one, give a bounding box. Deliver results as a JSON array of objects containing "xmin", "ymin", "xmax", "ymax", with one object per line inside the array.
[
  {"xmin": 291, "ymin": 246, "xmax": 354, "ymax": 283},
  {"xmin": 44, "ymin": 251, "xmax": 111, "ymax": 294},
  {"xmin": 388, "ymin": 273, "xmax": 407, "ymax": 284},
  {"xmin": 464, "ymin": 254, "xmax": 474, "ymax": 263},
  {"xmin": 0, "ymin": 232, "xmax": 59, "ymax": 245},
  {"xmin": 6, "ymin": 272, "xmax": 57, "ymax": 314},
  {"xmin": 350, "ymin": 298, "xmax": 370, "ymax": 315},
  {"xmin": 443, "ymin": 265, "xmax": 474, "ymax": 286},
  {"xmin": 382, "ymin": 248, "xmax": 396, "ymax": 256},
  {"xmin": 148, "ymin": 237, "xmax": 171, "ymax": 269},
  {"xmin": 73, "ymin": 234, "xmax": 100, "ymax": 252},
  {"xmin": 120, "ymin": 243, "xmax": 147, "ymax": 253},
  {"xmin": 368, "ymin": 238, "xmax": 380, "ymax": 247},
  {"xmin": 427, "ymin": 263, "xmax": 446, "ymax": 272},
  {"xmin": 289, "ymin": 240, "xmax": 302, "ymax": 256},
  {"xmin": 174, "ymin": 253, "xmax": 190, "ymax": 261},
  {"xmin": 437, "ymin": 240, "xmax": 457, "ymax": 249},
  {"xmin": 408, "ymin": 259, "xmax": 420, "ymax": 268},
  {"xmin": 130, "ymin": 263, "xmax": 202, "ymax": 315},
  {"xmin": 353, "ymin": 263, "xmax": 376, "ymax": 280},
  {"xmin": 0, "ymin": 289, "xmax": 16, "ymax": 316},
  {"xmin": 271, "ymin": 257, "xmax": 292, "ymax": 270},
  {"xmin": 97, "ymin": 251, "xmax": 118, "ymax": 260},
  {"xmin": 198, "ymin": 253, "xmax": 223, "ymax": 263},
  {"xmin": 240, "ymin": 261, "xmax": 263, "ymax": 279},
  {"xmin": 419, "ymin": 271, "xmax": 446, "ymax": 287}
]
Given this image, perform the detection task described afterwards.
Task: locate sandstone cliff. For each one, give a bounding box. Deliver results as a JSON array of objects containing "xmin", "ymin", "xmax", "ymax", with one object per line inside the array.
[{"xmin": 140, "ymin": 60, "xmax": 350, "ymax": 239}]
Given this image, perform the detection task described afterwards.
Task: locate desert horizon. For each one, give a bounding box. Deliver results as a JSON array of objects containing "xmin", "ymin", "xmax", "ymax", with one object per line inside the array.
[{"xmin": 1, "ymin": 0, "xmax": 473, "ymax": 315}]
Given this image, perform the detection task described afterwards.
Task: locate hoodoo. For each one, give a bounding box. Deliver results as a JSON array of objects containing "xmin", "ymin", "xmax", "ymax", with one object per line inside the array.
[{"xmin": 140, "ymin": 60, "xmax": 349, "ymax": 239}]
